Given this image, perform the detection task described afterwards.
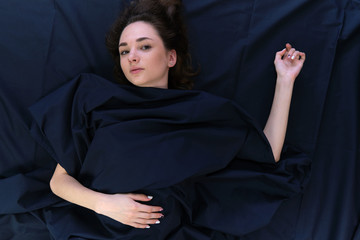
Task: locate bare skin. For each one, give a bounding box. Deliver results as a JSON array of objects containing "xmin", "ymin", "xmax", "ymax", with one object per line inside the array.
[
  {"xmin": 264, "ymin": 43, "xmax": 306, "ymax": 161},
  {"xmin": 50, "ymin": 37, "xmax": 305, "ymax": 228},
  {"xmin": 50, "ymin": 164, "xmax": 164, "ymax": 228},
  {"xmin": 50, "ymin": 22, "xmax": 172, "ymax": 229}
]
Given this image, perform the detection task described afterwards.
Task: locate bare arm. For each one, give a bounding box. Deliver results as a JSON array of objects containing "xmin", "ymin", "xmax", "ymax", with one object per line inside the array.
[
  {"xmin": 264, "ymin": 43, "xmax": 306, "ymax": 162},
  {"xmin": 50, "ymin": 164, "xmax": 164, "ymax": 228}
]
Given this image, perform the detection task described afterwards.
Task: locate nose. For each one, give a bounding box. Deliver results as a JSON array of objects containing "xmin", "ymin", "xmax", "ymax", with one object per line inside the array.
[{"xmin": 128, "ymin": 50, "xmax": 139, "ymax": 63}]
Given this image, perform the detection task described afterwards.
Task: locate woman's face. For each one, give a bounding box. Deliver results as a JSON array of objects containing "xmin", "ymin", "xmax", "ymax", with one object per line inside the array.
[{"xmin": 118, "ymin": 21, "xmax": 176, "ymax": 89}]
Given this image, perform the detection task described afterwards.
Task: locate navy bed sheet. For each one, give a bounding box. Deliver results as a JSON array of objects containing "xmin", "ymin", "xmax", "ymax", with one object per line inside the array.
[{"xmin": 0, "ymin": 0, "xmax": 359, "ymax": 239}]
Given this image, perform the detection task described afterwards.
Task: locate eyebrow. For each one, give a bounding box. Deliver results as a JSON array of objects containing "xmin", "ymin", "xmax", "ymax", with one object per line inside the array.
[{"xmin": 118, "ymin": 37, "xmax": 153, "ymax": 47}]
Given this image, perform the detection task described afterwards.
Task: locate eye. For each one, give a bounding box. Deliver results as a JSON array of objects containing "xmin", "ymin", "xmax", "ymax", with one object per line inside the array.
[
  {"xmin": 140, "ymin": 45, "xmax": 151, "ymax": 50},
  {"xmin": 120, "ymin": 50, "xmax": 129, "ymax": 56}
]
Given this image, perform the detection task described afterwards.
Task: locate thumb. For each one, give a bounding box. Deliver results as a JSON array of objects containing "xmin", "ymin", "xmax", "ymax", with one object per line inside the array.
[
  {"xmin": 128, "ymin": 193, "xmax": 153, "ymax": 202},
  {"xmin": 275, "ymin": 48, "xmax": 286, "ymax": 61}
]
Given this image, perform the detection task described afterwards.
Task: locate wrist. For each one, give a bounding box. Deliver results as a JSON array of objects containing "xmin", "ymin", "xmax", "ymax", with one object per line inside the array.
[
  {"xmin": 276, "ymin": 75, "xmax": 295, "ymax": 88},
  {"xmin": 93, "ymin": 192, "xmax": 108, "ymax": 214}
]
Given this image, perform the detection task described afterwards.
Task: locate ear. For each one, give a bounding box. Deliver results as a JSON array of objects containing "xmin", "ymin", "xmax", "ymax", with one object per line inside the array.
[{"xmin": 167, "ymin": 49, "xmax": 177, "ymax": 68}]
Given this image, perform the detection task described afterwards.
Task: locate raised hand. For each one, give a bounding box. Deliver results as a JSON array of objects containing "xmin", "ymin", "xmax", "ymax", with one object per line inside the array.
[
  {"xmin": 95, "ymin": 193, "xmax": 164, "ymax": 229},
  {"xmin": 263, "ymin": 43, "xmax": 306, "ymax": 161},
  {"xmin": 274, "ymin": 43, "xmax": 306, "ymax": 84}
]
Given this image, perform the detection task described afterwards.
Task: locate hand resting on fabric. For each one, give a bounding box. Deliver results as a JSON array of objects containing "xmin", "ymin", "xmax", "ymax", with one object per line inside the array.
[
  {"xmin": 95, "ymin": 193, "xmax": 164, "ymax": 228},
  {"xmin": 48, "ymin": 43, "xmax": 306, "ymax": 229},
  {"xmin": 50, "ymin": 164, "xmax": 164, "ymax": 229}
]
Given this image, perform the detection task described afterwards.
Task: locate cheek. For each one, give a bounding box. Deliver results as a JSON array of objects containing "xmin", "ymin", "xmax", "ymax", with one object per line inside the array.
[{"xmin": 152, "ymin": 52, "xmax": 168, "ymax": 68}]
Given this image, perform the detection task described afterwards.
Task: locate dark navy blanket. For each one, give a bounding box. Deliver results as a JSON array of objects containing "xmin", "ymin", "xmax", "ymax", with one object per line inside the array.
[
  {"xmin": 0, "ymin": 0, "xmax": 359, "ymax": 239},
  {"xmin": 27, "ymin": 73, "xmax": 309, "ymax": 239}
]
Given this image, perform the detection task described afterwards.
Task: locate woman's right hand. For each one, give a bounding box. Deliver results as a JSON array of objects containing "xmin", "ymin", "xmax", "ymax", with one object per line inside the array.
[{"xmin": 95, "ymin": 193, "xmax": 164, "ymax": 228}]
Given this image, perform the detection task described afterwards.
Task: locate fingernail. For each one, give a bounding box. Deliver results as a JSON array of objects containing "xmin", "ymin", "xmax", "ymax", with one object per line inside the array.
[
  {"xmin": 147, "ymin": 196, "xmax": 153, "ymax": 199},
  {"xmin": 160, "ymin": 208, "xmax": 163, "ymax": 211},
  {"xmin": 146, "ymin": 226, "xmax": 150, "ymax": 229},
  {"xmin": 160, "ymin": 214, "xmax": 164, "ymax": 218},
  {"xmin": 291, "ymin": 55, "xmax": 295, "ymax": 60},
  {"xmin": 155, "ymin": 220, "xmax": 160, "ymax": 224}
]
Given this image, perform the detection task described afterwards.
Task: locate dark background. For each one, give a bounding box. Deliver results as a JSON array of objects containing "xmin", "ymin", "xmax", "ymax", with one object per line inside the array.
[{"xmin": 0, "ymin": 0, "xmax": 359, "ymax": 239}]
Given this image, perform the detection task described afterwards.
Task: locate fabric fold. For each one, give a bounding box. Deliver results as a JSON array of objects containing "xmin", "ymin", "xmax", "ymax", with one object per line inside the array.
[{"xmin": 29, "ymin": 73, "xmax": 310, "ymax": 239}]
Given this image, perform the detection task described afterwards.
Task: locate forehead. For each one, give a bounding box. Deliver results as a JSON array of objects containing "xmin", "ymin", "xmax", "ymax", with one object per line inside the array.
[{"xmin": 119, "ymin": 21, "xmax": 160, "ymax": 43}]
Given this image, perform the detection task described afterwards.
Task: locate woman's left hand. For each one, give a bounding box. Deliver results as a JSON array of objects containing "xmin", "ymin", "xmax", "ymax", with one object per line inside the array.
[{"xmin": 274, "ymin": 43, "xmax": 306, "ymax": 84}]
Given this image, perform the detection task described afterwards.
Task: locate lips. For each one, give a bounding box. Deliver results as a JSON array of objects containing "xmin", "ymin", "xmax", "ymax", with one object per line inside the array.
[{"xmin": 130, "ymin": 67, "xmax": 144, "ymax": 74}]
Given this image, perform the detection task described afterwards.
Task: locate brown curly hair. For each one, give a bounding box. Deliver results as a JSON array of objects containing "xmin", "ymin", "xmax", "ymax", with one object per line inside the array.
[{"xmin": 105, "ymin": 0, "xmax": 196, "ymax": 90}]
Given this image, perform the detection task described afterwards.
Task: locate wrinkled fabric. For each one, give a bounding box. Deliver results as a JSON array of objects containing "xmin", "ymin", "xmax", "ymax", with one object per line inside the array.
[
  {"xmin": 0, "ymin": 0, "xmax": 359, "ymax": 239},
  {"xmin": 28, "ymin": 73, "xmax": 309, "ymax": 239}
]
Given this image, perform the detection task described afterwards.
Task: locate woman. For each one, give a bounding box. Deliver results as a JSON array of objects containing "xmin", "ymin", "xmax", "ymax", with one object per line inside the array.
[{"xmin": 29, "ymin": 0, "xmax": 308, "ymax": 239}]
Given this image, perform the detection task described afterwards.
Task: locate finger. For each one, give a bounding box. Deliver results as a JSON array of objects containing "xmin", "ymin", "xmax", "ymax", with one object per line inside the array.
[
  {"xmin": 283, "ymin": 43, "xmax": 291, "ymax": 58},
  {"xmin": 129, "ymin": 222, "xmax": 151, "ymax": 229},
  {"xmin": 137, "ymin": 203, "xmax": 163, "ymax": 213},
  {"xmin": 291, "ymin": 51, "xmax": 300, "ymax": 60},
  {"xmin": 135, "ymin": 218, "xmax": 161, "ymax": 225},
  {"xmin": 287, "ymin": 48, "xmax": 296, "ymax": 58},
  {"xmin": 299, "ymin": 52, "xmax": 306, "ymax": 62},
  {"xmin": 275, "ymin": 48, "xmax": 286, "ymax": 60},
  {"xmin": 286, "ymin": 43, "xmax": 292, "ymax": 51},
  {"xmin": 128, "ymin": 193, "xmax": 153, "ymax": 202},
  {"xmin": 138, "ymin": 212, "xmax": 164, "ymax": 219}
]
